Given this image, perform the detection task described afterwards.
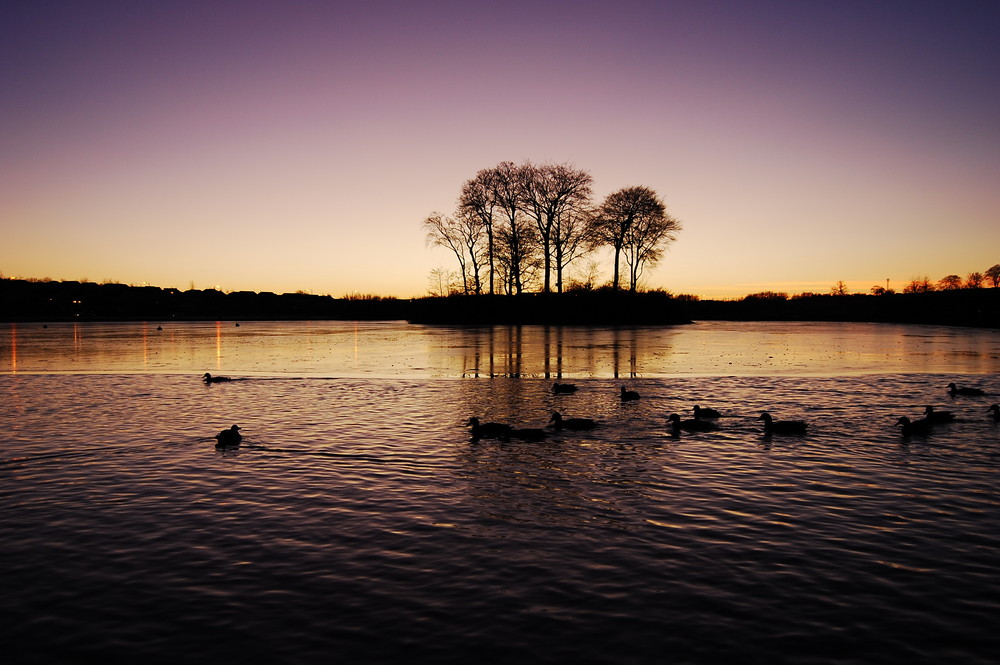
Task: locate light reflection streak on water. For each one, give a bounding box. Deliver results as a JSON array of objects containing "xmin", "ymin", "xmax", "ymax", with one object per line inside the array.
[{"xmin": 214, "ymin": 321, "xmax": 222, "ymax": 370}]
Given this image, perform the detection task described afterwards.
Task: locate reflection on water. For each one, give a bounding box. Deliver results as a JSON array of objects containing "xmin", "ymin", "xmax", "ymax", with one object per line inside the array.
[
  {"xmin": 2, "ymin": 319, "xmax": 1000, "ymax": 664},
  {"xmin": 2, "ymin": 371, "xmax": 999, "ymax": 664},
  {"xmin": 449, "ymin": 325, "xmax": 651, "ymax": 377},
  {"xmin": 2, "ymin": 320, "xmax": 998, "ymax": 377}
]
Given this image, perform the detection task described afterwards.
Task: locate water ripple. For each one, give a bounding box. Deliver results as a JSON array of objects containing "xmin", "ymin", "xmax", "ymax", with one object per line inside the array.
[{"xmin": 2, "ymin": 369, "xmax": 1000, "ymax": 664}]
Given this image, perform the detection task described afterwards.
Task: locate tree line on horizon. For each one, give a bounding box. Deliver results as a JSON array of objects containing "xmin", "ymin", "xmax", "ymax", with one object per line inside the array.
[
  {"xmin": 891, "ymin": 265, "xmax": 1000, "ymax": 294},
  {"xmin": 423, "ymin": 161, "xmax": 681, "ymax": 297},
  {"xmin": 742, "ymin": 263, "xmax": 1000, "ymax": 302}
]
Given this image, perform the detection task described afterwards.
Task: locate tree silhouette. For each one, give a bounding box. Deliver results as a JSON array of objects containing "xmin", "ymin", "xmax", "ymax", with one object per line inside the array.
[
  {"xmin": 903, "ymin": 277, "xmax": 935, "ymax": 293},
  {"xmin": 589, "ymin": 186, "xmax": 680, "ymax": 292},
  {"xmin": 937, "ymin": 274, "xmax": 963, "ymax": 290},
  {"xmin": 423, "ymin": 211, "xmax": 485, "ymax": 294},
  {"xmin": 552, "ymin": 205, "xmax": 594, "ymax": 293},
  {"xmin": 521, "ymin": 163, "xmax": 593, "ymax": 292},
  {"xmin": 491, "ymin": 161, "xmax": 535, "ymax": 295},
  {"xmin": 459, "ymin": 169, "xmax": 499, "ymax": 294},
  {"xmin": 986, "ymin": 264, "xmax": 1000, "ymax": 288},
  {"xmin": 429, "ymin": 164, "xmax": 680, "ymax": 296}
]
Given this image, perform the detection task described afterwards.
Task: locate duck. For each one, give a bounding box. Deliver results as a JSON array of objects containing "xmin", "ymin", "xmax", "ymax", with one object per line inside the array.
[
  {"xmin": 620, "ymin": 386, "xmax": 640, "ymax": 401},
  {"xmin": 667, "ymin": 413, "xmax": 717, "ymax": 432},
  {"xmin": 988, "ymin": 404, "xmax": 1000, "ymax": 421},
  {"xmin": 757, "ymin": 412, "xmax": 807, "ymax": 434},
  {"xmin": 923, "ymin": 405, "xmax": 955, "ymax": 423},
  {"xmin": 896, "ymin": 416, "xmax": 932, "ymax": 436},
  {"xmin": 553, "ymin": 382, "xmax": 578, "ymax": 394},
  {"xmin": 467, "ymin": 417, "xmax": 513, "ymax": 440},
  {"xmin": 214, "ymin": 425, "xmax": 242, "ymax": 447},
  {"xmin": 203, "ymin": 372, "xmax": 233, "ymax": 383},
  {"xmin": 693, "ymin": 405, "xmax": 722, "ymax": 419},
  {"xmin": 948, "ymin": 382, "xmax": 985, "ymax": 396},
  {"xmin": 550, "ymin": 411, "xmax": 597, "ymax": 431}
]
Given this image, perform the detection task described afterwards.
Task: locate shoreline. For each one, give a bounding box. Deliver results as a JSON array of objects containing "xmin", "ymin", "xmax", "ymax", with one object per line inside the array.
[{"xmin": 2, "ymin": 278, "xmax": 997, "ymax": 328}]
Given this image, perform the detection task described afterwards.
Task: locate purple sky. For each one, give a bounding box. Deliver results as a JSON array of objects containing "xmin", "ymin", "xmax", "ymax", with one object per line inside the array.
[{"xmin": 2, "ymin": 0, "xmax": 998, "ymax": 297}]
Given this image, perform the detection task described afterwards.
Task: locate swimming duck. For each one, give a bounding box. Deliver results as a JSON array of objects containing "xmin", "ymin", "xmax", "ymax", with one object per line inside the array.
[
  {"xmin": 667, "ymin": 413, "xmax": 717, "ymax": 432},
  {"xmin": 947, "ymin": 382, "xmax": 985, "ymax": 396},
  {"xmin": 988, "ymin": 404, "xmax": 1000, "ymax": 421},
  {"xmin": 923, "ymin": 405, "xmax": 955, "ymax": 423},
  {"xmin": 896, "ymin": 416, "xmax": 932, "ymax": 436},
  {"xmin": 214, "ymin": 425, "xmax": 242, "ymax": 447},
  {"xmin": 620, "ymin": 386, "xmax": 640, "ymax": 401},
  {"xmin": 550, "ymin": 411, "xmax": 597, "ymax": 431},
  {"xmin": 553, "ymin": 382, "xmax": 578, "ymax": 394},
  {"xmin": 467, "ymin": 417, "xmax": 513, "ymax": 440},
  {"xmin": 203, "ymin": 372, "xmax": 232, "ymax": 383},
  {"xmin": 693, "ymin": 405, "xmax": 722, "ymax": 419},
  {"xmin": 757, "ymin": 412, "xmax": 807, "ymax": 434}
]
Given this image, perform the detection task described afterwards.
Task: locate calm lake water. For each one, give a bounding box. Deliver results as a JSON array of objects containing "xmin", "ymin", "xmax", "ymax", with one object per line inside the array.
[{"xmin": 2, "ymin": 321, "xmax": 999, "ymax": 664}]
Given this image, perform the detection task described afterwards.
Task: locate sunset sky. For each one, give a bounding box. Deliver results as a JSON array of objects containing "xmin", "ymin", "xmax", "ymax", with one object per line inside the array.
[{"xmin": 2, "ymin": 1, "xmax": 997, "ymax": 299}]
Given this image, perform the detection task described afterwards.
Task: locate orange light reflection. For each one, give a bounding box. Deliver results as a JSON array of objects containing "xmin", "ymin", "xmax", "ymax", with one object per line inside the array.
[{"xmin": 215, "ymin": 321, "xmax": 223, "ymax": 369}]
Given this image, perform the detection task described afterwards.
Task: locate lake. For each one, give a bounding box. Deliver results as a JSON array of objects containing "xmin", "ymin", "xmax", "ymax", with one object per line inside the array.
[{"xmin": 2, "ymin": 321, "xmax": 999, "ymax": 664}]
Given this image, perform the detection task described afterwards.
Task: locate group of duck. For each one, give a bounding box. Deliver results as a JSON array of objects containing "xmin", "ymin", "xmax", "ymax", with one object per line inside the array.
[
  {"xmin": 469, "ymin": 381, "xmax": 999, "ymax": 443},
  {"xmin": 209, "ymin": 376, "xmax": 997, "ymax": 449},
  {"xmin": 468, "ymin": 381, "xmax": 813, "ymax": 443},
  {"xmin": 895, "ymin": 383, "xmax": 999, "ymax": 435}
]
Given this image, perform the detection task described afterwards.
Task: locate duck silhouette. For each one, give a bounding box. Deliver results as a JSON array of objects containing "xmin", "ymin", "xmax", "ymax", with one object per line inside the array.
[
  {"xmin": 896, "ymin": 416, "xmax": 932, "ymax": 436},
  {"xmin": 214, "ymin": 425, "xmax": 242, "ymax": 447},
  {"xmin": 923, "ymin": 405, "xmax": 955, "ymax": 423},
  {"xmin": 553, "ymin": 382, "xmax": 578, "ymax": 394},
  {"xmin": 467, "ymin": 417, "xmax": 513, "ymax": 440},
  {"xmin": 948, "ymin": 382, "xmax": 985, "ymax": 396},
  {"xmin": 757, "ymin": 412, "xmax": 807, "ymax": 434},
  {"xmin": 668, "ymin": 413, "xmax": 717, "ymax": 432},
  {"xmin": 693, "ymin": 405, "xmax": 722, "ymax": 419},
  {"xmin": 203, "ymin": 372, "xmax": 232, "ymax": 383},
  {"xmin": 620, "ymin": 386, "xmax": 640, "ymax": 401},
  {"xmin": 550, "ymin": 411, "xmax": 597, "ymax": 431},
  {"xmin": 988, "ymin": 404, "xmax": 1000, "ymax": 421}
]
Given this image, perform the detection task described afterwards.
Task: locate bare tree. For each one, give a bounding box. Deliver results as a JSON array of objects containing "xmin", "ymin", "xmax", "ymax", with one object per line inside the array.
[
  {"xmin": 589, "ymin": 186, "xmax": 679, "ymax": 291},
  {"xmin": 904, "ymin": 276, "xmax": 935, "ymax": 293},
  {"xmin": 423, "ymin": 210, "xmax": 486, "ymax": 294},
  {"xmin": 986, "ymin": 264, "xmax": 1000, "ymax": 288},
  {"xmin": 965, "ymin": 272, "xmax": 984, "ymax": 289},
  {"xmin": 427, "ymin": 267, "xmax": 459, "ymax": 297},
  {"xmin": 938, "ymin": 274, "xmax": 963, "ymax": 290},
  {"xmin": 459, "ymin": 169, "xmax": 499, "ymax": 294},
  {"xmin": 831, "ymin": 281, "xmax": 849, "ymax": 296},
  {"xmin": 624, "ymin": 208, "xmax": 681, "ymax": 292},
  {"xmin": 553, "ymin": 205, "xmax": 595, "ymax": 293},
  {"xmin": 491, "ymin": 161, "xmax": 535, "ymax": 294},
  {"xmin": 521, "ymin": 162, "xmax": 594, "ymax": 292}
]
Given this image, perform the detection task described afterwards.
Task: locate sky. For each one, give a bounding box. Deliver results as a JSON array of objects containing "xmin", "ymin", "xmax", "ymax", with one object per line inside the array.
[{"xmin": 2, "ymin": 0, "xmax": 998, "ymax": 299}]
